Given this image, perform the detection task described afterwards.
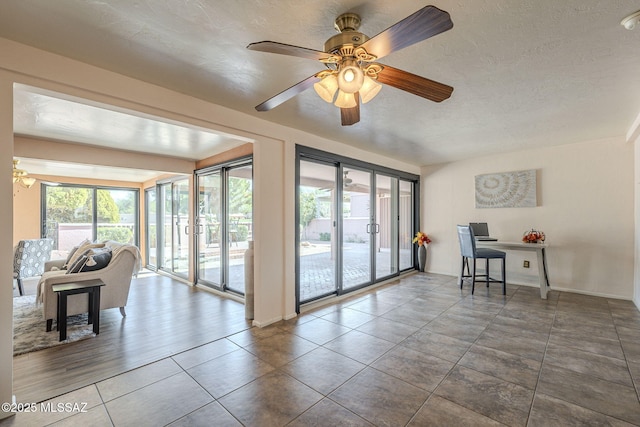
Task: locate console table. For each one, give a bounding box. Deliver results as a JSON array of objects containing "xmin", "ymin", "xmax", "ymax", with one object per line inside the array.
[
  {"xmin": 52, "ymin": 279, "xmax": 105, "ymax": 341},
  {"xmin": 476, "ymin": 241, "xmax": 550, "ymax": 299}
]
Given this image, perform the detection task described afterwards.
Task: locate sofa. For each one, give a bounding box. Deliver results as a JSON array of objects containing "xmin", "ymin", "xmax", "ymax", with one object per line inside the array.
[{"xmin": 37, "ymin": 240, "xmax": 141, "ymax": 331}]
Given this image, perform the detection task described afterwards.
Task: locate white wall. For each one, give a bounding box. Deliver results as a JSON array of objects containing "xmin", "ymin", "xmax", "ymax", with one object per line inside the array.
[{"xmin": 423, "ymin": 137, "xmax": 634, "ymax": 299}]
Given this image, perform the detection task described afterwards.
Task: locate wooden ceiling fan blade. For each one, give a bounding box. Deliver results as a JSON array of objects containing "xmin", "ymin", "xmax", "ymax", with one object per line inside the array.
[
  {"xmin": 376, "ymin": 65, "xmax": 453, "ymax": 102},
  {"xmin": 359, "ymin": 6, "xmax": 453, "ymax": 60},
  {"xmin": 340, "ymin": 93, "xmax": 360, "ymax": 126},
  {"xmin": 247, "ymin": 41, "xmax": 339, "ymax": 61},
  {"xmin": 255, "ymin": 74, "xmax": 321, "ymax": 111}
]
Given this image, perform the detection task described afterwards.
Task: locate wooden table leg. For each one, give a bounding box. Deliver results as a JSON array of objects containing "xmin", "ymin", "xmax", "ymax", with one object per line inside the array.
[
  {"xmin": 58, "ymin": 292, "xmax": 68, "ymax": 341},
  {"xmin": 92, "ymin": 286, "xmax": 101, "ymax": 334}
]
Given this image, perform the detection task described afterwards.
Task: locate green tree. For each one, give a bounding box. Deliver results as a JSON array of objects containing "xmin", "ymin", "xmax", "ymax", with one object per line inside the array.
[
  {"xmin": 46, "ymin": 187, "xmax": 121, "ymax": 224},
  {"xmin": 299, "ymin": 189, "xmax": 318, "ymax": 239},
  {"xmin": 97, "ymin": 190, "xmax": 120, "ymax": 223},
  {"xmin": 46, "ymin": 187, "xmax": 91, "ymax": 223},
  {"xmin": 228, "ymin": 177, "xmax": 252, "ymax": 215},
  {"xmin": 115, "ymin": 195, "xmax": 135, "ymax": 215}
]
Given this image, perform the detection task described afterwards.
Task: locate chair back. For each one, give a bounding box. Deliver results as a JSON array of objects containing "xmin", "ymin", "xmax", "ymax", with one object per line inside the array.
[
  {"xmin": 13, "ymin": 238, "xmax": 54, "ymax": 279},
  {"xmin": 457, "ymin": 225, "xmax": 477, "ymax": 258}
]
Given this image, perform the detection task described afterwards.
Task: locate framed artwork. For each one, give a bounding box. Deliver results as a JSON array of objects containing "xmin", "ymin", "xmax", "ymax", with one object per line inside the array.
[{"xmin": 475, "ymin": 169, "xmax": 537, "ymax": 208}]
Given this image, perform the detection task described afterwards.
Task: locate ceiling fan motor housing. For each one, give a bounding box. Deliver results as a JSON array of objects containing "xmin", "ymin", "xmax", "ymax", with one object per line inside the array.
[
  {"xmin": 325, "ymin": 12, "xmax": 368, "ymax": 55},
  {"xmin": 324, "ymin": 31, "xmax": 369, "ymax": 56}
]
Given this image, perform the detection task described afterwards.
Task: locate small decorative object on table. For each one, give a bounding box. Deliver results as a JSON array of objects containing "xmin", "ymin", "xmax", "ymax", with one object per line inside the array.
[
  {"xmin": 522, "ymin": 229, "xmax": 545, "ymax": 243},
  {"xmin": 413, "ymin": 231, "xmax": 432, "ymax": 272}
]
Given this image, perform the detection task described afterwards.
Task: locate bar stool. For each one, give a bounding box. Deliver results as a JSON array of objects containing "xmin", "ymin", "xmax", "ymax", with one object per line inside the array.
[{"xmin": 457, "ymin": 225, "xmax": 506, "ymax": 295}]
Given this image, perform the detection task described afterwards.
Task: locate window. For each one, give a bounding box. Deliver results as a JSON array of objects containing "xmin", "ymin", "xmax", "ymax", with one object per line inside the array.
[{"xmin": 43, "ymin": 184, "xmax": 139, "ymax": 251}]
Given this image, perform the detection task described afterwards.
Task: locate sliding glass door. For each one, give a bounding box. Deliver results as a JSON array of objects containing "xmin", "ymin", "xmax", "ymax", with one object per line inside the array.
[
  {"xmin": 196, "ymin": 172, "xmax": 222, "ymax": 286},
  {"xmin": 156, "ymin": 178, "xmax": 190, "ymax": 278},
  {"xmin": 195, "ymin": 159, "xmax": 253, "ymax": 295},
  {"xmin": 375, "ymin": 174, "xmax": 399, "ymax": 281},
  {"xmin": 297, "ymin": 147, "xmax": 418, "ymax": 308},
  {"xmin": 145, "ymin": 187, "xmax": 157, "ymax": 268},
  {"xmin": 399, "ymin": 179, "xmax": 414, "ymax": 270},
  {"xmin": 226, "ymin": 164, "xmax": 253, "ymax": 294},
  {"xmin": 298, "ymin": 160, "xmax": 338, "ymax": 301},
  {"xmin": 342, "ymin": 167, "xmax": 372, "ymax": 291}
]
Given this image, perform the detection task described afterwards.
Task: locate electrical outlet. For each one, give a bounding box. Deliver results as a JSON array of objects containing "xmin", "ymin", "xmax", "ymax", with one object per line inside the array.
[{"xmin": 523, "ymin": 260, "xmax": 530, "ymax": 268}]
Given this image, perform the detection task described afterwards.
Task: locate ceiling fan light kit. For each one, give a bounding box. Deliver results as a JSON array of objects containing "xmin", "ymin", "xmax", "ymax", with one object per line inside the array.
[
  {"xmin": 313, "ymin": 73, "xmax": 339, "ymax": 102},
  {"xmin": 360, "ymin": 76, "xmax": 382, "ymax": 104},
  {"xmin": 248, "ymin": 5, "xmax": 454, "ymax": 125},
  {"xmin": 334, "ymin": 90, "xmax": 357, "ymax": 109},
  {"xmin": 621, "ymin": 11, "xmax": 640, "ymax": 30},
  {"xmin": 336, "ymin": 59, "xmax": 364, "ymax": 94},
  {"xmin": 12, "ymin": 159, "xmax": 36, "ymax": 188}
]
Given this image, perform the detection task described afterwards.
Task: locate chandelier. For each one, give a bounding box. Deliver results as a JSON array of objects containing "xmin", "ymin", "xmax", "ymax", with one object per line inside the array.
[{"xmin": 13, "ymin": 159, "xmax": 36, "ymax": 188}]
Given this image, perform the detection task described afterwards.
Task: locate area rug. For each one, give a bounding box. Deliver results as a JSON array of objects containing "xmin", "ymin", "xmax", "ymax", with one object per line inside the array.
[{"xmin": 13, "ymin": 295, "xmax": 96, "ymax": 356}]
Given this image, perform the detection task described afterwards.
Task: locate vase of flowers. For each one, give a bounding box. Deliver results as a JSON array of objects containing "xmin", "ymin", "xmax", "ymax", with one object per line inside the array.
[
  {"xmin": 413, "ymin": 231, "xmax": 432, "ymax": 272},
  {"xmin": 522, "ymin": 228, "xmax": 545, "ymax": 243}
]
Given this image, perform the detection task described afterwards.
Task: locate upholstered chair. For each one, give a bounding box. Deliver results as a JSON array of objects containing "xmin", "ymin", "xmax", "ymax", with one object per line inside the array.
[{"xmin": 12, "ymin": 238, "xmax": 54, "ymax": 296}]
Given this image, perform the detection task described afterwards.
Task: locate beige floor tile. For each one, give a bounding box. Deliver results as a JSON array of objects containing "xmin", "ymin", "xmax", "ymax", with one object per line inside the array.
[
  {"xmin": 371, "ymin": 346, "xmax": 454, "ymax": 392},
  {"xmin": 289, "ymin": 317, "xmax": 351, "ymax": 345},
  {"xmin": 218, "ymin": 371, "xmax": 322, "ymax": 426},
  {"xmin": 408, "ymin": 395, "xmax": 504, "ymax": 426},
  {"xmin": 3, "ymin": 385, "xmax": 104, "ymax": 427},
  {"xmin": 329, "ymin": 367, "xmax": 430, "ymax": 426},
  {"xmin": 105, "ymin": 372, "xmax": 213, "ymax": 427},
  {"xmin": 97, "ymin": 358, "xmax": 183, "ymax": 402},
  {"xmin": 356, "ymin": 316, "xmax": 420, "ymax": 343},
  {"xmin": 528, "ymin": 393, "xmax": 636, "ymax": 427},
  {"xmin": 434, "ymin": 366, "xmax": 533, "ymax": 427},
  {"xmin": 537, "ymin": 364, "xmax": 640, "ymax": 425},
  {"xmin": 402, "ymin": 329, "xmax": 472, "ymax": 363},
  {"xmin": 544, "ymin": 343, "xmax": 633, "ymax": 387},
  {"xmin": 281, "ymin": 347, "xmax": 365, "ymax": 395},
  {"xmin": 319, "ymin": 308, "xmax": 377, "ymax": 329},
  {"xmin": 49, "ymin": 405, "xmax": 112, "ymax": 427},
  {"xmin": 458, "ymin": 344, "xmax": 541, "ymax": 390},
  {"xmin": 287, "ymin": 398, "xmax": 374, "ymax": 427},
  {"xmin": 186, "ymin": 348, "xmax": 275, "ymax": 398},
  {"xmin": 171, "ymin": 338, "xmax": 241, "ymax": 370},
  {"xmin": 167, "ymin": 401, "xmax": 241, "ymax": 427},
  {"xmin": 244, "ymin": 331, "xmax": 318, "ymax": 367},
  {"xmin": 323, "ymin": 330, "xmax": 395, "ymax": 365}
]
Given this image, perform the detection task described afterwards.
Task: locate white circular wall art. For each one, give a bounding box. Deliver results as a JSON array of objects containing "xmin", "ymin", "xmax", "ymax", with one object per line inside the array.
[{"xmin": 475, "ymin": 170, "xmax": 537, "ymax": 208}]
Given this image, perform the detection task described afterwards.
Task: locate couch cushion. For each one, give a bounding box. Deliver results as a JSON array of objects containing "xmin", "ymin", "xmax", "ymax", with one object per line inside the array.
[{"xmin": 67, "ymin": 247, "xmax": 112, "ymax": 273}]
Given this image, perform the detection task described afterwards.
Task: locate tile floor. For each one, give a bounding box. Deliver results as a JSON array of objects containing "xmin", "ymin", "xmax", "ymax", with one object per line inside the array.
[{"xmin": 4, "ymin": 273, "xmax": 640, "ymax": 426}]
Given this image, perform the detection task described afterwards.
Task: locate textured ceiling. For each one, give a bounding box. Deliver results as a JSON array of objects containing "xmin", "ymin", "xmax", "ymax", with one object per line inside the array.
[{"xmin": 1, "ymin": 0, "xmax": 640, "ymax": 168}]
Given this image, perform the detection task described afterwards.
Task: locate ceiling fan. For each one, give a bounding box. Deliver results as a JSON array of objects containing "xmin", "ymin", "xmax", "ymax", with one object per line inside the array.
[
  {"xmin": 247, "ymin": 5, "xmax": 454, "ymax": 126},
  {"xmin": 12, "ymin": 159, "xmax": 36, "ymax": 188},
  {"xmin": 12, "ymin": 159, "xmax": 58, "ymax": 188}
]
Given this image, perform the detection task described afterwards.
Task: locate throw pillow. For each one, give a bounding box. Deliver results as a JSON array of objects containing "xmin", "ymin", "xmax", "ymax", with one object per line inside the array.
[
  {"xmin": 65, "ymin": 241, "xmax": 104, "ymax": 270},
  {"xmin": 66, "ymin": 247, "xmax": 112, "ymax": 273},
  {"xmin": 62, "ymin": 238, "xmax": 90, "ymax": 269}
]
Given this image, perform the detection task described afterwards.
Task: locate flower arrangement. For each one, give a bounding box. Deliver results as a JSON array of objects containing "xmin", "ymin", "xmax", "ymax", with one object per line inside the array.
[
  {"xmin": 413, "ymin": 231, "xmax": 432, "ymax": 246},
  {"xmin": 522, "ymin": 228, "xmax": 545, "ymax": 243}
]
